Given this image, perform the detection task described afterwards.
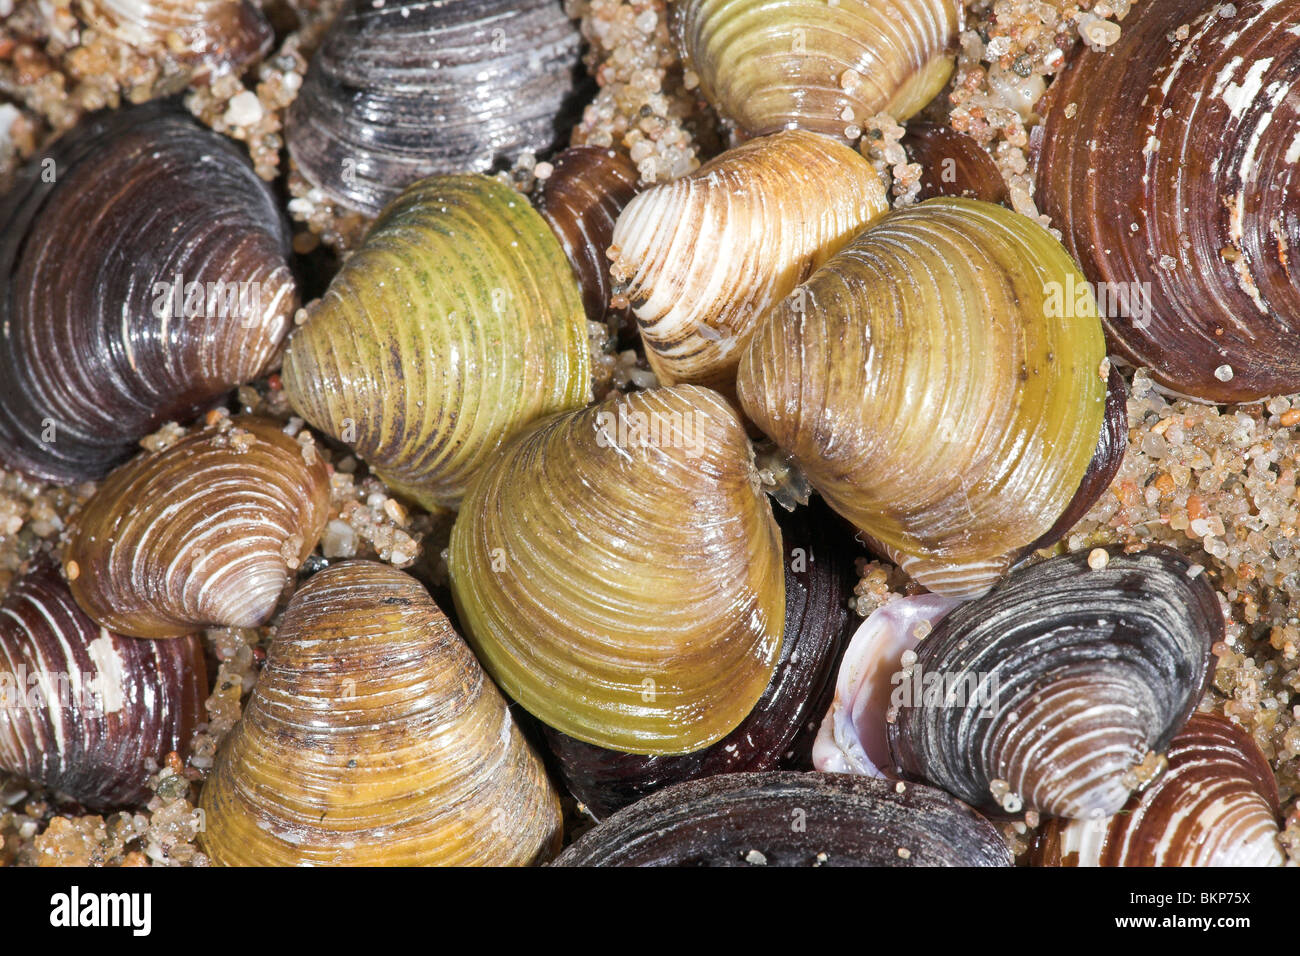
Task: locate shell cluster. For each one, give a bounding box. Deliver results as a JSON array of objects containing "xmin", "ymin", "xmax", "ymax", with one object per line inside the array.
[{"xmin": 0, "ymin": 0, "xmax": 1292, "ymax": 870}]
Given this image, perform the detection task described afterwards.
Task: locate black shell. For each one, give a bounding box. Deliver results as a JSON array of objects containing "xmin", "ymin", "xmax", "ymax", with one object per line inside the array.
[
  {"xmin": 287, "ymin": 0, "xmax": 584, "ymax": 217},
  {"xmin": 889, "ymin": 546, "xmax": 1221, "ymax": 820},
  {"xmin": 542, "ymin": 499, "xmax": 859, "ymax": 818},
  {"xmin": 0, "ymin": 99, "xmax": 295, "ymax": 483},
  {"xmin": 551, "ymin": 772, "xmax": 1012, "ymax": 867}
]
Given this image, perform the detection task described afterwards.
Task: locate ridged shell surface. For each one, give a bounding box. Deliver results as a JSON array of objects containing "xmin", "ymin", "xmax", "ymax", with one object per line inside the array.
[
  {"xmin": 65, "ymin": 417, "xmax": 331, "ymax": 639},
  {"xmin": 552, "ymin": 772, "xmax": 1011, "ymax": 867},
  {"xmin": 678, "ymin": 0, "xmax": 962, "ymax": 139},
  {"xmin": 738, "ymin": 197, "xmax": 1107, "ymax": 596},
  {"xmin": 888, "ymin": 547, "xmax": 1220, "ymax": 819},
  {"xmin": 542, "ymin": 499, "xmax": 858, "ymax": 818},
  {"xmin": 199, "ymin": 561, "xmax": 563, "ymax": 866},
  {"xmin": 78, "ymin": 0, "xmax": 273, "ymax": 75},
  {"xmin": 610, "ymin": 129, "xmax": 889, "ymax": 389},
  {"xmin": 0, "ymin": 560, "xmax": 206, "ymax": 809},
  {"xmin": 1034, "ymin": 0, "xmax": 1300, "ymax": 402},
  {"xmin": 287, "ymin": 0, "xmax": 583, "ymax": 216},
  {"xmin": 281, "ymin": 173, "xmax": 591, "ymax": 512},
  {"xmin": 1034, "ymin": 714, "xmax": 1283, "ymax": 867},
  {"xmin": 0, "ymin": 100, "xmax": 296, "ymax": 484},
  {"xmin": 448, "ymin": 385, "xmax": 785, "ymax": 755}
]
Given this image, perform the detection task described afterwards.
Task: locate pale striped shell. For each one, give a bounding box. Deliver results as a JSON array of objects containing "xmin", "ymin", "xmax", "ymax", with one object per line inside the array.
[
  {"xmin": 448, "ymin": 385, "xmax": 786, "ymax": 755},
  {"xmin": 1033, "ymin": 714, "xmax": 1283, "ymax": 867},
  {"xmin": 888, "ymin": 547, "xmax": 1220, "ymax": 820},
  {"xmin": 677, "ymin": 0, "xmax": 962, "ymax": 140},
  {"xmin": 609, "ymin": 129, "xmax": 888, "ymax": 390},
  {"xmin": 0, "ymin": 559, "xmax": 206, "ymax": 809},
  {"xmin": 200, "ymin": 561, "xmax": 562, "ymax": 866},
  {"xmin": 64, "ymin": 417, "xmax": 331, "ymax": 639},
  {"xmin": 78, "ymin": 0, "xmax": 272, "ymax": 76}
]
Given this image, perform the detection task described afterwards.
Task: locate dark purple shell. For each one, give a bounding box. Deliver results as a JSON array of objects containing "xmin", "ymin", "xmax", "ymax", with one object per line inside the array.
[
  {"xmin": 0, "ymin": 559, "xmax": 207, "ymax": 809},
  {"xmin": 1022, "ymin": 363, "xmax": 1128, "ymax": 557},
  {"xmin": 0, "ymin": 99, "xmax": 295, "ymax": 484},
  {"xmin": 551, "ymin": 772, "xmax": 1012, "ymax": 867},
  {"xmin": 543, "ymin": 498, "xmax": 859, "ymax": 818}
]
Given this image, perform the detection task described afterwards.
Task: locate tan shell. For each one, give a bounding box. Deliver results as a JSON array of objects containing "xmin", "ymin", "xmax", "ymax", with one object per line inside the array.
[
  {"xmin": 200, "ymin": 561, "xmax": 563, "ymax": 866},
  {"xmin": 65, "ymin": 417, "xmax": 330, "ymax": 639},
  {"xmin": 609, "ymin": 130, "xmax": 888, "ymax": 390}
]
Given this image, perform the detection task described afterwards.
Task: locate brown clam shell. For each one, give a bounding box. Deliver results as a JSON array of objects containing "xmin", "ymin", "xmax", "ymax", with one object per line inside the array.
[
  {"xmin": 0, "ymin": 559, "xmax": 206, "ymax": 809},
  {"xmin": 1034, "ymin": 0, "xmax": 1300, "ymax": 402},
  {"xmin": 65, "ymin": 417, "xmax": 331, "ymax": 639}
]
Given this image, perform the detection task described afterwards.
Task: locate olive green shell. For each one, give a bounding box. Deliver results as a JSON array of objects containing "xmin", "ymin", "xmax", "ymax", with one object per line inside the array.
[
  {"xmin": 448, "ymin": 385, "xmax": 785, "ymax": 755},
  {"xmin": 281, "ymin": 173, "xmax": 591, "ymax": 511},
  {"xmin": 738, "ymin": 198, "xmax": 1107, "ymax": 596}
]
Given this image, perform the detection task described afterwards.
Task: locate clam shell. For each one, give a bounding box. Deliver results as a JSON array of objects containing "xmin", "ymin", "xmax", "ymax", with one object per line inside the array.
[
  {"xmin": 1033, "ymin": 713, "xmax": 1283, "ymax": 867},
  {"xmin": 281, "ymin": 173, "xmax": 591, "ymax": 512},
  {"xmin": 888, "ymin": 547, "xmax": 1220, "ymax": 819},
  {"xmin": 199, "ymin": 561, "xmax": 562, "ymax": 866},
  {"xmin": 737, "ymin": 197, "xmax": 1108, "ymax": 597},
  {"xmin": 536, "ymin": 146, "xmax": 640, "ymax": 328},
  {"xmin": 0, "ymin": 100, "xmax": 296, "ymax": 484},
  {"xmin": 901, "ymin": 121, "xmax": 1008, "ymax": 204},
  {"xmin": 287, "ymin": 0, "xmax": 583, "ymax": 217},
  {"xmin": 609, "ymin": 129, "xmax": 889, "ymax": 390},
  {"xmin": 677, "ymin": 0, "xmax": 962, "ymax": 140},
  {"xmin": 77, "ymin": 0, "xmax": 272, "ymax": 76},
  {"xmin": 551, "ymin": 772, "xmax": 1011, "ymax": 866},
  {"xmin": 448, "ymin": 385, "xmax": 785, "ymax": 755},
  {"xmin": 1033, "ymin": 0, "xmax": 1300, "ymax": 402},
  {"xmin": 542, "ymin": 498, "xmax": 859, "ymax": 818},
  {"xmin": 0, "ymin": 559, "xmax": 206, "ymax": 809},
  {"xmin": 65, "ymin": 417, "xmax": 331, "ymax": 639}
]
